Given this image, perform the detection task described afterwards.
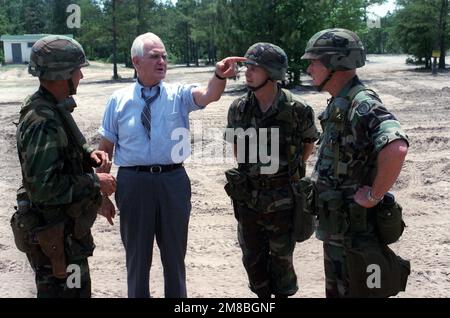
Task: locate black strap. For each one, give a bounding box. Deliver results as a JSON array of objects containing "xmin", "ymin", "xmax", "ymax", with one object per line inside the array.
[{"xmin": 122, "ymin": 163, "xmax": 183, "ymax": 173}]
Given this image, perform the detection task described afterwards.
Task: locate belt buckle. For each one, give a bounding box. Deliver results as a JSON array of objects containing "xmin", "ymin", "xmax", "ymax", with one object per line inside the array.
[{"xmin": 150, "ymin": 165, "xmax": 162, "ymax": 173}]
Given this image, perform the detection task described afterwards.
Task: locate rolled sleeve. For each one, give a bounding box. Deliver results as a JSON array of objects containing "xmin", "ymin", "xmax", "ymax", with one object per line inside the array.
[
  {"xmin": 180, "ymin": 84, "xmax": 205, "ymax": 113},
  {"xmin": 354, "ymin": 100, "xmax": 409, "ymax": 153},
  {"xmin": 372, "ymin": 119, "xmax": 409, "ymax": 152}
]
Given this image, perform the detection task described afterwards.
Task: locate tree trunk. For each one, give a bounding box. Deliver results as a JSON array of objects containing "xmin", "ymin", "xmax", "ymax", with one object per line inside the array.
[
  {"xmin": 136, "ymin": 0, "xmax": 143, "ymax": 35},
  {"xmin": 438, "ymin": 0, "xmax": 448, "ymax": 69},
  {"xmin": 112, "ymin": 0, "xmax": 119, "ymax": 80},
  {"xmin": 134, "ymin": 0, "xmax": 144, "ymax": 78},
  {"xmin": 208, "ymin": 42, "xmax": 213, "ymax": 65},
  {"xmin": 194, "ymin": 41, "xmax": 199, "ymax": 67},
  {"xmin": 185, "ymin": 23, "xmax": 190, "ymax": 67}
]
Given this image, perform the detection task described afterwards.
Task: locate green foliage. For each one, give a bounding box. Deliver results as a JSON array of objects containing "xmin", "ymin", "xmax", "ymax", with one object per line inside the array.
[
  {"xmin": 393, "ymin": 0, "xmax": 449, "ymax": 68},
  {"xmin": 364, "ymin": 12, "xmax": 402, "ymax": 54},
  {"xmin": 2, "ymin": 0, "xmax": 447, "ymax": 79}
]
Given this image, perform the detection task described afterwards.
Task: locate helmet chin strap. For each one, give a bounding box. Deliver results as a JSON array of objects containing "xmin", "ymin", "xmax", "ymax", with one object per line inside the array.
[
  {"xmin": 316, "ymin": 70, "xmax": 334, "ymax": 92},
  {"xmin": 67, "ymin": 78, "xmax": 76, "ymax": 95},
  {"xmin": 247, "ymin": 78, "xmax": 270, "ymax": 92}
]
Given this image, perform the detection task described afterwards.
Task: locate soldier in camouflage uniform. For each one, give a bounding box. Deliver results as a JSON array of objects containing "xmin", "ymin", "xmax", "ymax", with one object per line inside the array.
[
  {"xmin": 301, "ymin": 28, "xmax": 410, "ymax": 297},
  {"xmin": 224, "ymin": 43, "xmax": 319, "ymax": 298},
  {"xmin": 13, "ymin": 35, "xmax": 116, "ymax": 298}
]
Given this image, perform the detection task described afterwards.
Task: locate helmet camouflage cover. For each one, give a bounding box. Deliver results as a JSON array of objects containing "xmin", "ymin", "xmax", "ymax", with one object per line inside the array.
[
  {"xmin": 28, "ymin": 35, "xmax": 89, "ymax": 81},
  {"xmin": 244, "ymin": 42, "xmax": 288, "ymax": 81},
  {"xmin": 301, "ymin": 28, "xmax": 365, "ymax": 71}
]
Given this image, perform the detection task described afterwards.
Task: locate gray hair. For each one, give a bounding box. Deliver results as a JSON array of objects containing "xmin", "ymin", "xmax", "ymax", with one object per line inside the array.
[{"xmin": 131, "ymin": 33, "xmax": 164, "ymax": 58}]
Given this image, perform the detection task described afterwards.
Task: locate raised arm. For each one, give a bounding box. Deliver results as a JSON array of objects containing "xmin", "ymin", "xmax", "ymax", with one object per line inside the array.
[{"xmin": 192, "ymin": 56, "xmax": 247, "ymax": 107}]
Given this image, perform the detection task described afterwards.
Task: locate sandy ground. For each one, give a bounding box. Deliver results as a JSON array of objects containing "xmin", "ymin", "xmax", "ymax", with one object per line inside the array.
[{"xmin": 0, "ymin": 55, "xmax": 449, "ymax": 298}]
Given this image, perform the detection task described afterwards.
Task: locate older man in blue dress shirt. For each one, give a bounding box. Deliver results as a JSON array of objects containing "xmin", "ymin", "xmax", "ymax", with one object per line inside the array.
[{"xmin": 96, "ymin": 32, "xmax": 244, "ymax": 298}]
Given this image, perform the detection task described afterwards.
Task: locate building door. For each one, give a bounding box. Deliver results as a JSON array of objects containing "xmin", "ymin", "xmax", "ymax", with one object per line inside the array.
[{"xmin": 12, "ymin": 43, "xmax": 22, "ymax": 63}]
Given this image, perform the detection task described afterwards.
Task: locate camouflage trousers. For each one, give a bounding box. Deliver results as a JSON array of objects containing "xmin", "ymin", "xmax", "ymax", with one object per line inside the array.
[
  {"xmin": 234, "ymin": 202, "xmax": 298, "ymax": 297},
  {"xmin": 26, "ymin": 247, "xmax": 91, "ymax": 298},
  {"xmin": 323, "ymin": 237, "xmax": 349, "ymax": 298}
]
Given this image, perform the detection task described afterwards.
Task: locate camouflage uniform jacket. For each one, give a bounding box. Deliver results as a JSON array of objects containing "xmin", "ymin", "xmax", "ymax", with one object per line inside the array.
[
  {"xmin": 313, "ymin": 76, "xmax": 409, "ymax": 240},
  {"xmin": 16, "ymin": 86, "xmax": 101, "ymax": 243},
  {"xmin": 225, "ymin": 87, "xmax": 319, "ymax": 213}
]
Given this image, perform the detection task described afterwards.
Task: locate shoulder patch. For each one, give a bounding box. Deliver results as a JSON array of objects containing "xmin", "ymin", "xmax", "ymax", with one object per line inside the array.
[{"xmin": 356, "ymin": 101, "xmax": 371, "ymax": 116}]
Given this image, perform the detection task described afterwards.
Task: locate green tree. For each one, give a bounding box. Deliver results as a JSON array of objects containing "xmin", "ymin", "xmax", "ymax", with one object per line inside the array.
[
  {"xmin": 191, "ymin": 0, "xmax": 218, "ymax": 65},
  {"xmin": 22, "ymin": 0, "xmax": 48, "ymax": 34},
  {"xmin": 49, "ymin": 0, "xmax": 73, "ymax": 34},
  {"xmin": 394, "ymin": 0, "xmax": 449, "ymax": 69},
  {"xmin": 175, "ymin": 0, "xmax": 197, "ymax": 66}
]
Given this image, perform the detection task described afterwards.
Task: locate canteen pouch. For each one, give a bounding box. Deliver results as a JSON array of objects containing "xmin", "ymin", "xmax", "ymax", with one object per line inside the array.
[
  {"xmin": 10, "ymin": 193, "xmax": 40, "ymax": 253},
  {"xmin": 10, "ymin": 208, "xmax": 40, "ymax": 253},
  {"xmin": 376, "ymin": 193, "xmax": 405, "ymax": 245}
]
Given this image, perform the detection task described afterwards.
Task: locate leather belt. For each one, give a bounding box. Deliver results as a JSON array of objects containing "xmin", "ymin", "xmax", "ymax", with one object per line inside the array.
[{"xmin": 122, "ymin": 163, "xmax": 183, "ymax": 173}]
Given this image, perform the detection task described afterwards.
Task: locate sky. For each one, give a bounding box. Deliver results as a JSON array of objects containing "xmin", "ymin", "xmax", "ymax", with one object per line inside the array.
[{"xmin": 367, "ymin": 0, "xmax": 397, "ymax": 18}]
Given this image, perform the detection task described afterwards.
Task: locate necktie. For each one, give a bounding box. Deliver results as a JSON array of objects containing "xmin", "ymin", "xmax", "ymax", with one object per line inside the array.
[{"xmin": 141, "ymin": 86, "xmax": 160, "ymax": 140}]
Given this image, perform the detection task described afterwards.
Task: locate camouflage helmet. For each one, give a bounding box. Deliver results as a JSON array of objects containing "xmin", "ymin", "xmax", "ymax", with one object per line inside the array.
[
  {"xmin": 28, "ymin": 35, "xmax": 89, "ymax": 81},
  {"xmin": 301, "ymin": 28, "xmax": 365, "ymax": 71},
  {"xmin": 244, "ymin": 43, "xmax": 288, "ymax": 81}
]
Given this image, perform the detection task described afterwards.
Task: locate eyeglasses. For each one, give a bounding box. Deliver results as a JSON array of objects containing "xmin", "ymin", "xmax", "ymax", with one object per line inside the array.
[{"xmin": 148, "ymin": 53, "xmax": 168, "ymax": 61}]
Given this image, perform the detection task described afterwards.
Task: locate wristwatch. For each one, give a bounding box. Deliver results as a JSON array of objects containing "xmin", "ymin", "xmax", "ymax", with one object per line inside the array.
[
  {"xmin": 367, "ymin": 188, "xmax": 383, "ymax": 203},
  {"xmin": 215, "ymin": 71, "xmax": 226, "ymax": 80}
]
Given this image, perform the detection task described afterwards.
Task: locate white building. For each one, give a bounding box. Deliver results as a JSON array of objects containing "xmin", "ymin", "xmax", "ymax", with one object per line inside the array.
[{"xmin": 0, "ymin": 34, "xmax": 73, "ymax": 64}]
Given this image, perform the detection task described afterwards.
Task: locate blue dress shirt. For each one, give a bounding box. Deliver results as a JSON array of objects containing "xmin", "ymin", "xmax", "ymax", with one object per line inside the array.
[{"xmin": 99, "ymin": 80, "xmax": 204, "ymax": 166}]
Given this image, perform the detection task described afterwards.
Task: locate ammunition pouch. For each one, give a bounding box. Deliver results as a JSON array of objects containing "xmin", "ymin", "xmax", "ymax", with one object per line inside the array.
[
  {"xmin": 346, "ymin": 243, "xmax": 410, "ymax": 297},
  {"xmin": 36, "ymin": 222, "xmax": 67, "ymax": 279},
  {"xmin": 317, "ymin": 190, "xmax": 348, "ymax": 235},
  {"xmin": 347, "ymin": 202, "xmax": 368, "ymax": 233},
  {"xmin": 375, "ymin": 194, "xmax": 405, "ymax": 245},
  {"xmin": 224, "ymin": 168, "xmax": 252, "ymax": 203},
  {"xmin": 291, "ymin": 177, "xmax": 316, "ymax": 243}
]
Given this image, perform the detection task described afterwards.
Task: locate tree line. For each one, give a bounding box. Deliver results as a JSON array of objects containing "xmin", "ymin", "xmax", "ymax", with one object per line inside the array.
[{"xmin": 0, "ymin": 0, "xmax": 448, "ymax": 85}]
